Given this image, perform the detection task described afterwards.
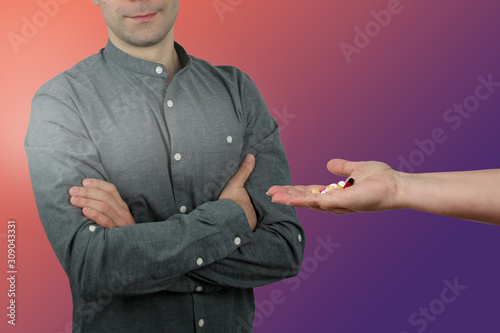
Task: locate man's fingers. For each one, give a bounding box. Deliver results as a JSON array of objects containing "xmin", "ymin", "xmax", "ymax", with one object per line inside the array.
[
  {"xmin": 70, "ymin": 195, "xmax": 121, "ymax": 222},
  {"xmin": 68, "ymin": 179, "xmax": 135, "ymax": 228},
  {"xmin": 82, "ymin": 207, "xmax": 116, "ymax": 228},
  {"xmin": 226, "ymin": 154, "xmax": 255, "ymax": 188},
  {"xmin": 327, "ymin": 159, "xmax": 355, "ymax": 177},
  {"xmin": 70, "ymin": 186, "xmax": 112, "ymax": 202},
  {"xmin": 82, "ymin": 178, "xmax": 128, "ymax": 209}
]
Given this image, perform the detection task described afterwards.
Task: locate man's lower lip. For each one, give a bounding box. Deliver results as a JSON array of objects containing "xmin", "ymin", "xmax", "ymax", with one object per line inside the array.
[{"xmin": 129, "ymin": 13, "xmax": 157, "ymax": 21}]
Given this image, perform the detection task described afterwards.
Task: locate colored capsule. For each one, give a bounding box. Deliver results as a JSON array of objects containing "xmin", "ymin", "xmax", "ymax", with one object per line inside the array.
[{"xmin": 312, "ymin": 179, "xmax": 354, "ymax": 193}]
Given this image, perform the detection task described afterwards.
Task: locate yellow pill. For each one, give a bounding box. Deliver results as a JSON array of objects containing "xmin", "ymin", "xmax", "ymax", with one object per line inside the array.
[
  {"xmin": 312, "ymin": 189, "xmax": 320, "ymax": 194},
  {"xmin": 326, "ymin": 186, "xmax": 337, "ymax": 192}
]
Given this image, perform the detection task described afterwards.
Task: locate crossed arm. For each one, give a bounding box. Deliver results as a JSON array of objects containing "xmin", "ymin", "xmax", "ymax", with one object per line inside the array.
[
  {"xmin": 69, "ymin": 154, "xmax": 258, "ymax": 231},
  {"xmin": 268, "ymin": 159, "xmax": 500, "ymax": 225}
]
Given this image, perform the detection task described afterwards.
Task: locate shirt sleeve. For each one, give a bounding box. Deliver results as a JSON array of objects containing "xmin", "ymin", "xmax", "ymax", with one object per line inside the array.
[
  {"xmin": 183, "ymin": 73, "xmax": 305, "ymax": 289},
  {"xmin": 25, "ymin": 83, "xmax": 254, "ymax": 302}
]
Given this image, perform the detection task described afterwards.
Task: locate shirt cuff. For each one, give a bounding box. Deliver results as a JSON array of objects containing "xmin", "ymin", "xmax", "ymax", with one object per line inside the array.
[{"xmin": 206, "ymin": 198, "xmax": 254, "ymax": 249}]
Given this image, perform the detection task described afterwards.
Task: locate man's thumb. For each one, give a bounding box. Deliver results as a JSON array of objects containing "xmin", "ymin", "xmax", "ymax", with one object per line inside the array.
[{"xmin": 228, "ymin": 154, "xmax": 255, "ymax": 187}]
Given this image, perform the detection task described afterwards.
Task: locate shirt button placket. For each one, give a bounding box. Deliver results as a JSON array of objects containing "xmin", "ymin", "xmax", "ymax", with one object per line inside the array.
[
  {"xmin": 172, "ymin": 143, "xmax": 185, "ymax": 217},
  {"xmin": 193, "ymin": 288, "xmax": 205, "ymax": 330}
]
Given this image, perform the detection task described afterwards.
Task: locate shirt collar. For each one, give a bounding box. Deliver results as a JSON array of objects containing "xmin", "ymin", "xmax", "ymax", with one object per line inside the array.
[{"xmin": 103, "ymin": 39, "xmax": 192, "ymax": 77}]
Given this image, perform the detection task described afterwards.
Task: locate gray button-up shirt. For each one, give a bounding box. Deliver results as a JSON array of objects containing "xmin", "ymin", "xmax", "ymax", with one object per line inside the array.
[{"xmin": 25, "ymin": 40, "xmax": 304, "ymax": 332}]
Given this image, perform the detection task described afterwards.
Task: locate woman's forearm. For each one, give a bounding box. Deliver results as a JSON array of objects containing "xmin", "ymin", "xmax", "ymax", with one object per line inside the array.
[{"xmin": 395, "ymin": 169, "xmax": 500, "ymax": 225}]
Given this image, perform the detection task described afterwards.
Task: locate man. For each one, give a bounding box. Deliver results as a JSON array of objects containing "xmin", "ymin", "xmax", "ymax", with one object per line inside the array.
[{"xmin": 25, "ymin": 0, "xmax": 304, "ymax": 332}]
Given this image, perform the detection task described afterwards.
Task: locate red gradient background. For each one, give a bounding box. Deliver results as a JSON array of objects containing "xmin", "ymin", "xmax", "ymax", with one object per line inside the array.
[{"xmin": 1, "ymin": 1, "xmax": 500, "ymax": 332}]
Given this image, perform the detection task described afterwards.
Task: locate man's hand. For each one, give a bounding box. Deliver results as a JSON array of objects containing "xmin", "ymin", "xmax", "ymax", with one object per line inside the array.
[
  {"xmin": 69, "ymin": 179, "xmax": 136, "ymax": 228},
  {"xmin": 219, "ymin": 154, "xmax": 258, "ymax": 231},
  {"xmin": 267, "ymin": 159, "xmax": 401, "ymax": 214}
]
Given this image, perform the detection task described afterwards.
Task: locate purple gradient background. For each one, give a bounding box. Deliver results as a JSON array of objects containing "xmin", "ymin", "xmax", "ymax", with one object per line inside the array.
[{"xmin": 1, "ymin": 0, "xmax": 499, "ymax": 332}]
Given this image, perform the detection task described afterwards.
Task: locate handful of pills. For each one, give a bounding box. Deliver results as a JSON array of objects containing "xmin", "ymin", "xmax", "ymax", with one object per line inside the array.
[{"xmin": 312, "ymin": 178, "xmax": 354, "ymax": 194}]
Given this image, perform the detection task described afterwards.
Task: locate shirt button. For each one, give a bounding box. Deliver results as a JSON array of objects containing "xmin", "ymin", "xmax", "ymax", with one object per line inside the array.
[
  {"xmin": 196, "ymin": 258, "xmax": 204, "ymax": 266},
  {"xmin": 234, "ymin": 237, "xmax": 241, "ymax": 246},
  {"xmin": 226, "ymin": 136, "xmax": 233, "ymax": 143},
  {"xmin": 167, "ymin": 100, "xmax": 174, "ymax": 108},
  {"xmin": 89, "ymin": 225, "xmax": 96, "ymax": 232},
  {"xmin": 198, "ymin": 319, "xmax": 204, "ymax": 327},
  {"xmin": 180, "ymin": 206, "xmax": 187, "ymax": 213},
  {"xmin": 298, "ymin": 234, "xmax": 302, "ymax": 242},
  {"xmin": 174, "ymin": 153, "xmax": 182, "ymax": 161},
  {"xmin": 155, "ymin": 66, "xmax": 163, "ymax": 74},
  {"xmin": 195, "ymin": 286, "xmax": 203, "ymax": 292}
]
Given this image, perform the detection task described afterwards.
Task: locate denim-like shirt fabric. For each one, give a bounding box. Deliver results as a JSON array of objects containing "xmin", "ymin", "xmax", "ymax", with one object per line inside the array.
[{"xmin": 25, "ymin": 40, "xmax": 304, "ymax": 333}]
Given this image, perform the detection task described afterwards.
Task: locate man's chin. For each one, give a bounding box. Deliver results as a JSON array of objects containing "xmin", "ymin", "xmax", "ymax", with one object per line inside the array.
[
  {"xmin": 127, "ymin": 36, "xmax": 166, "ymax": 48},
  {"xmin": 130, "ymin": 40, "xmax": 161, "ymax": 48},
  {"xmin": 118, "ymin": 30, "xmax": 170, "ymax": 48}
]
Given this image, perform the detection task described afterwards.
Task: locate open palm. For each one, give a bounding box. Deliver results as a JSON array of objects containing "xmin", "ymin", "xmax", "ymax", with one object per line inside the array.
[{"xmin": 268, "ymin": 159, "xmax": 401, "ymax": 214}]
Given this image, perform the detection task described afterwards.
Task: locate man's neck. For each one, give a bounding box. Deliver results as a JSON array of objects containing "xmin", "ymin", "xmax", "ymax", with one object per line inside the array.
[{"xmin": 109, "ymin": 29, "xmax": 182, "ymax": 83}]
